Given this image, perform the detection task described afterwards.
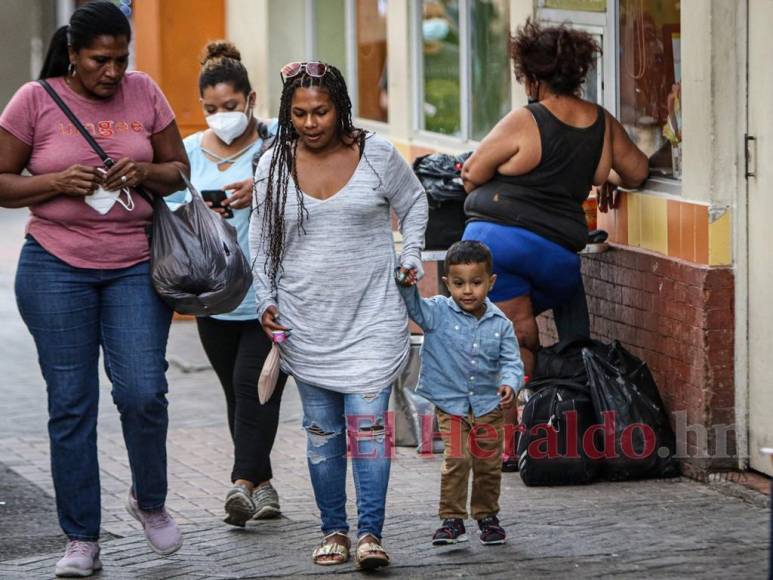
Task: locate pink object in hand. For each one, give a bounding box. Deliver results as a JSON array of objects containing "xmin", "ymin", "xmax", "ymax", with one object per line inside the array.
[{"xmin": 271, "ymin": 330, "xmax": 290, "ymax": 344}]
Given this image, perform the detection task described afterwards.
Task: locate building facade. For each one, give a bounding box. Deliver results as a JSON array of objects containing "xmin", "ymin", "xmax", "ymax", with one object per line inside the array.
[{"xmin": 131, "ymin": 0, "xmax": 770, "ymax": 477}]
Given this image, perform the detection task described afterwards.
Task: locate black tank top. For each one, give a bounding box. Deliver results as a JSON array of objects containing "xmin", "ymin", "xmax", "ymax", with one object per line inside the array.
[{"xmin": 464, "ymin": 102, "xmax": 606, "ymax": 252}]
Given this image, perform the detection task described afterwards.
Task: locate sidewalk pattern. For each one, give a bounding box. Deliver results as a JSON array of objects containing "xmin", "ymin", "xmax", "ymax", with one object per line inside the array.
[{"xmin": 0, "ymin": 209, "xmax": 768, "ymax": 579}]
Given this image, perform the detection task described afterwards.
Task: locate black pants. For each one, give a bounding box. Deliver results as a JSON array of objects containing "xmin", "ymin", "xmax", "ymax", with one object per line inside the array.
[{"xmin": 196, "ymin": 317, "xmax": 287, "ymax": 484}]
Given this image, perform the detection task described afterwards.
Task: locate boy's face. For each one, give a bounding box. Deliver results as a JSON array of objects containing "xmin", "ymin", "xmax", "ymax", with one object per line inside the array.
[{"xmin": 443, "ymin": 262, "xmax": 496, "ymax": 318}]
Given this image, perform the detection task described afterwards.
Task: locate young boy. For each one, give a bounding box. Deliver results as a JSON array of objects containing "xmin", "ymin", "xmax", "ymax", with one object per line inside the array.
[{"xmin": 397, "ymin": 240, "xmax": 524, "ymax": 546}]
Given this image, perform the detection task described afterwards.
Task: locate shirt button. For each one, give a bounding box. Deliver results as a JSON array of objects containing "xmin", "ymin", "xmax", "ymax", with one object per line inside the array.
[
  {"xmin": 455, "ymin": 325, "xmax": 460, "ymax": 330},
  {"xmin": 473, "ymin": 343, "xmax": 478, "ymax": 348},
  {"xmin": 469, "ymin": 391, "xmax": 473, "ymax": 395},
  {"xmin": 495, "ymin": 332, "xmax": 500, "ymax": 337},
  {"xmin": 470, "ymin": 376, "xmax": 474, "ymax": 381},
  {"xmin": 472, "ymin": 360, "xmax": 477, "ymax": 365}
]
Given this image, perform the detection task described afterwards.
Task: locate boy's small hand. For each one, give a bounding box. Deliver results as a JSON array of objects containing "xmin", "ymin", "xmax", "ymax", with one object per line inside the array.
[
  {"xmin": 395, "ymin": 267, "xmax": 418, "ymax": 287},
  {"xmin": 498, "ymin": 385, "xmax": 515, "ymax": 407}
]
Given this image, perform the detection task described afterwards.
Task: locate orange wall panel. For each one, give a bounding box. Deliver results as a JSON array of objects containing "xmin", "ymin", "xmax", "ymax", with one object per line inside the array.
[{"xmin": 133, "ymin": 0, "xmax": 225, "ymax": 136}]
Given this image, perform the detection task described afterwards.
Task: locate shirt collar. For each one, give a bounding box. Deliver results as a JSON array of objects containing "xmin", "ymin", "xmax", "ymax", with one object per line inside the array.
[{"xmin": 445, "ymin": 296, "xmax": 506, "ymax": 322}]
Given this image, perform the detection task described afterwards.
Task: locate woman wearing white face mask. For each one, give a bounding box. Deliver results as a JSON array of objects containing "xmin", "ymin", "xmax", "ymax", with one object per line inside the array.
[{"xmin": 165, "ymin": 41, "xmax": 287, "ymax": 527}]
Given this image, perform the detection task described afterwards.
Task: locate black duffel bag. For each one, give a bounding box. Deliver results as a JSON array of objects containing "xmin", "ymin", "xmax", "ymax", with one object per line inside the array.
[
  {"xmin": 413, "ymin": 152, "xmax": 472, "ymax": 250},
  {"xmin": 533, "ymin": 336, "xmax": 607, "ymax": 382},
  {"xmin": 583, "ymin": 342, "xmax": 680, "ymax": 481},
  {"xmin": 517, "ymin": 377, "xmax": 601, "ymax": 486}
]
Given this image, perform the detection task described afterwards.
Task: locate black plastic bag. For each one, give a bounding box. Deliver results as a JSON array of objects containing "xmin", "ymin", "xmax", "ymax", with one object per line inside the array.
[
  {"xmin": 412, "ymin": 151, "xmax": 472, "ymax": 206},
  {"xmin": 413, "ymin": 152, "xmax": 472, "ymax": 250},
  {"xmin": 150, "ymin": 174, "xmax": 253, "ymax": 316},
  {"xmin": 583, "ymin": 342, "xmax": 680, "ymax": 480}
]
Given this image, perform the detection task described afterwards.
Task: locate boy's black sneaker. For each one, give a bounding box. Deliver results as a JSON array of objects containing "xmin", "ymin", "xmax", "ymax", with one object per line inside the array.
[
  {"xmin": 432, "ymin": 518, "xmax": 468, "ymax": 545},
  {"xmin": 478, "ymin": 516, "xmax": 506, "ymax": 545}
]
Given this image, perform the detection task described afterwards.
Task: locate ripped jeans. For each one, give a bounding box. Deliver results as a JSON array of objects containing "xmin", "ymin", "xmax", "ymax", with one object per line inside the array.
[{"xmin": 296, "ymin": 381, "xmax": 392, "ymax": 539}]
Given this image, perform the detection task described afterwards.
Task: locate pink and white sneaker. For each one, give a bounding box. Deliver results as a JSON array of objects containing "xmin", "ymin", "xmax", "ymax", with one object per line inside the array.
[
  {"xmin": 55, "ymin": 540, "xmax": 101, "ymax": 577},
  {"xmin": 125, "ymin": 491, "xmax": 183, "ymax": 555}
]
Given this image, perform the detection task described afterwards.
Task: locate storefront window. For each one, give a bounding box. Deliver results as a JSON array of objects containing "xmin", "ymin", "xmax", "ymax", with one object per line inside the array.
[
  {"xmin": 315, "ymin": 0, "xmax": 347, "ymax": 80},
  {"xmin": 470, "ymin": 0, "xmax": 510, "ymax": 141},
  {"xmin": 355, "ymin": 0, "xmax": 388, "ymax": 122},
  {"xmin": 619, "ymin": 0, "xmax": 681, "ymax": 178},
  {"xmin": 421, "ymin": 0, "xmax": 461, "ymax": 136}
]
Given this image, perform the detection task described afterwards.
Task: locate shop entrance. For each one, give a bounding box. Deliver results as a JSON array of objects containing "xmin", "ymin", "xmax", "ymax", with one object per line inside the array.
[{"xmin": 747, "ymin": 0, "xmax": 773, "ymax": 476}]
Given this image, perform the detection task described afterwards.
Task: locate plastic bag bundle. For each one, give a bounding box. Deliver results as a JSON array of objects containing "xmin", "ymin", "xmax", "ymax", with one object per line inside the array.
[
  {"xmin": 258, "ymin": 343, "xmax": 281, "ymax": 405},
  {"xmin": 412, "ymin": 151, "xmax": 472, "ymax": 207},
  {"xmin": 150, "ymin": 173, "xmax": 253, "ymax": 315},
  {"xmin": 583, "ymin": 342, "xmax": 680, "ymax": 481}
]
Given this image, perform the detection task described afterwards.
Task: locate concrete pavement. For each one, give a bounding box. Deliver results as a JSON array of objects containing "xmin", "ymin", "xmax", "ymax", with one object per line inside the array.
[{"xmin": 0, "ymin": 208, "xmax": 769, "ymax": 579}]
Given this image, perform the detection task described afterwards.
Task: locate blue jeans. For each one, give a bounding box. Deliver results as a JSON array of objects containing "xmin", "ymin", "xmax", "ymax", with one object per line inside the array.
[
  {"xmin": 15, "ymin": 237, "xmax": 173, "ymax": 541},
  {"xmin": 296, "ymin": 381, "xmax": 392, "ymax": 539}
]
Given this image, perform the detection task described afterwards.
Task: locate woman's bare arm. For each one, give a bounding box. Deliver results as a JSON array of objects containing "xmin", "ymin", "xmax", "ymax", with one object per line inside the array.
[
  {"xmin": 461, "ymin": 108, "xmax": 531, "ymax": 192},
  {"xmin": 0, "ymin": 128, "xmax": 100, "ymax": 208},
  {"xmin": 607, "ymin": 114, "xmax": 649, "ymax": 189}
]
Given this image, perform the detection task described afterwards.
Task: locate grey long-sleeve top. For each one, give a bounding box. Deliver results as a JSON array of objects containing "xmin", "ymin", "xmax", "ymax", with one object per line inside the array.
[{"xmin": 249, "ymin": 134, "xmax": 428, "ymax": 394}]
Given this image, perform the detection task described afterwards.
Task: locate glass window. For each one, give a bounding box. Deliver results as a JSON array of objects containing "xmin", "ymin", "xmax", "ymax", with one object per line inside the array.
[
  {"xmin": 470, "ymin": 0, "xmax": 510, "ymax": 141},
  {"xmin": 544, "ymin": 0, "xmax": 606, "ymax": 11},
  {"xmin": 421, "ymin": 0, "xmax": 461, "ymax": 136},
  {"xmin": 355, "ymin": 0, "xmax": 389, "ymax": 122},
  {"xmin": 315, "ymin": 0, "xmax": 348, "ymax": 79},
  {"xmin": 619, "ymin": 0, "xmax": 681, "ymax": 178}
]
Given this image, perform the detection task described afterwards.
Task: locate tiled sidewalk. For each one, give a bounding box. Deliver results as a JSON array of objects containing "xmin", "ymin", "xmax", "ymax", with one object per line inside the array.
[{"xmin": 0, "ymin": 208, "xmax": 769, "ymax": 579}]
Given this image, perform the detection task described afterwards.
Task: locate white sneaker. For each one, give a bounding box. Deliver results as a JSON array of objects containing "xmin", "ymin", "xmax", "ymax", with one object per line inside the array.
[
  {"xmin": 55, "ymin": 540, "xmax": 101, "ymax": 577},
  {"xmin": 125, "ymin": 491, "xmax": 183, "ymax": 555}
]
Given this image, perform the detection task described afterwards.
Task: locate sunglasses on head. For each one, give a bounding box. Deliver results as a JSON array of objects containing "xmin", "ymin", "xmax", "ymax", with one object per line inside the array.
[{"xmin": 280, "ymin": 61, "xmax": 328, "ymax": 83}]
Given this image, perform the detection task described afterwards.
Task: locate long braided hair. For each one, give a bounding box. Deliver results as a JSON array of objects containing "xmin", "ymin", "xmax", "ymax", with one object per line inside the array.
[{"xmin": 257, "ymin": 63, "xmax": 364, "ymax": 289}]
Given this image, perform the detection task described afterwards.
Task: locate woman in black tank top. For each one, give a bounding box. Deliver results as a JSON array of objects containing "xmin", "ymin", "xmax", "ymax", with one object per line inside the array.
[{"xmin": 460, "ymin": 19, "xmax": 648, "ymax": 382}]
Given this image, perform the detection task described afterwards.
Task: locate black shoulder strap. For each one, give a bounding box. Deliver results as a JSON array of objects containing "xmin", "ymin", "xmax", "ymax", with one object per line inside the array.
[
  {"xmin": 37, "ymin": 79, "xmax": 154, "ymax": 205},
  {"xmin": 38, "ymin": 80, "xmax": 112, "ymax": 165}
]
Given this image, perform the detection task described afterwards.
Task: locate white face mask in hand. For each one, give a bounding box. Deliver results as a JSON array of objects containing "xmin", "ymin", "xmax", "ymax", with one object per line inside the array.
[
  {"xmin": 84, "ymin": 185, "xmax": 135, "ymax": 215},
  {"xmin": 206, "ymin": 101, "xmax": 252, "ymax": 145}
]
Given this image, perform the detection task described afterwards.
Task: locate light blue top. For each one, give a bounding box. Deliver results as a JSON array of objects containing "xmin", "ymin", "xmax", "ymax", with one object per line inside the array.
[
  {"xmin": 399, "ymin": 285, "xmax": 525, "ymax": 417},
  {"xmin": 166, "ymin": 121, "xmax": 276, "ymax": 321}
]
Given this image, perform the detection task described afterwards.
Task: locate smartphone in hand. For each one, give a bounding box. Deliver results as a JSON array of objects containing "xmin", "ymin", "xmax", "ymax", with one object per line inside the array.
[{"xmin": 201, "ymin": 189, "xmax": 233, "ymax": 219}]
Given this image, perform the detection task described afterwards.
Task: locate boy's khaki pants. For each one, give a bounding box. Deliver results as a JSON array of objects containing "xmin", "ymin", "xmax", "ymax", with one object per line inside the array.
[{"xmin": 436, "ymin": 407, "xmax": 504, "ymax": 521}]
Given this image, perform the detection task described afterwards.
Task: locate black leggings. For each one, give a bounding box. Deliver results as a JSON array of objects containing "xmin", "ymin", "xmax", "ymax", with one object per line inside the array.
[{"xmin": 196, "ymin": 317, "xmax": 287, "ymax": 484}]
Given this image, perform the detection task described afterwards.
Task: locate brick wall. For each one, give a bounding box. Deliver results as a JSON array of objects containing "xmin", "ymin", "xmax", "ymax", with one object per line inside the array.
[{"xmin": 539, "ymin": 245, "xmax": 736, "ymax": 471}]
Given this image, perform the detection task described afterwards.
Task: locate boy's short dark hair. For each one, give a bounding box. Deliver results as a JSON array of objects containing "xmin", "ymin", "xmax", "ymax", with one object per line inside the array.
[{"xmin": 444, "ymin": 240, "xmax": 493, "ymax": 274}]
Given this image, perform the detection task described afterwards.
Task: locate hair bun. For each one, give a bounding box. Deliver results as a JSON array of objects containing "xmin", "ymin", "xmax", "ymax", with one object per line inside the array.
[{"xmin": 202, "ymin": 40, "xmax": 241, "ymax": 65}]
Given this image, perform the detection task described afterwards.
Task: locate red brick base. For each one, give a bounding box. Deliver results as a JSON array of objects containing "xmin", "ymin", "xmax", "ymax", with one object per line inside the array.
[{"xmin": 538, "ymin": 245, "xmax": 736, "ymax": 471}]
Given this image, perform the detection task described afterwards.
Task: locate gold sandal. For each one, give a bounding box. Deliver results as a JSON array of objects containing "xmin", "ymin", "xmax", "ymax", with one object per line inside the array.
[
  {"xmin": 354, "ymin": 533, "xmax": 390, "ymax": 570},
  {"xmin": 312, "ymin": 531, "xmax": 350, "ymax": 566}
]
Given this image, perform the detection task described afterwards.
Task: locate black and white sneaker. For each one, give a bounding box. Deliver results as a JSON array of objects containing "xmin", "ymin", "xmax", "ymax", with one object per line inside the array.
[
  {"xmin": 432, "ymin": 518, "xmax": 468, "ymax": 545},
  {"xmin": 477, "ymin": 515, "xmax": 506, "ymax": 545}
]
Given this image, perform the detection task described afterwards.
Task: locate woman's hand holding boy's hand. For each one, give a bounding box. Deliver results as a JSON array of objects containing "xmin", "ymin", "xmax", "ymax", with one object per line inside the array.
[
  {"xmin": 395, "ymin": 267, "xmax": 418, "ymax": 287},
  {"xmin": 498, "ymin": 385, "xmax": 515, "ymax": 407}
]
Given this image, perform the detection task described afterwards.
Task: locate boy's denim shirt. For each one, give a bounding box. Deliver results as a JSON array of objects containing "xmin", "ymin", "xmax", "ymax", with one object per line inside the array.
[{"xmin": 399, "ymin": 285, "xmax": 525, "ymax": 417}]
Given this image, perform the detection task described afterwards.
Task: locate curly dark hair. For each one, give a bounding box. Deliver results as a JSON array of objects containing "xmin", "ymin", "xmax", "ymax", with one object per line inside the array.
[
  {"xmin": 509, "ymin": 19, "xmax": 601, "ymax": 96},
  {"xmin": 257, "ymin": 63, "xmax": 364, "ymax": 289}
]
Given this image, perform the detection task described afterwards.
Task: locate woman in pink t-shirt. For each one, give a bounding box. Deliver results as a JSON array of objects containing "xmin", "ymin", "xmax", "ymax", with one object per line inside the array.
[{"xmin": 0, "ymin": 2, "xmax": 189, "ymax": 576}]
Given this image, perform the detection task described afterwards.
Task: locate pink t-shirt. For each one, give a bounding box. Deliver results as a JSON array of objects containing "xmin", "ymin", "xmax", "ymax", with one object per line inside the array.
[{"xmin": 0, "ymin": 72, "xmax": 175, "ymax": 269}]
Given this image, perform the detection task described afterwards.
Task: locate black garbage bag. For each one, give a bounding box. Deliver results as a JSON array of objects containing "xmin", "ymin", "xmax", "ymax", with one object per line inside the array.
[
  {"xmin": 413, "ymin": 152, "xmax": 472, "ymax": 250},
  {"xmin": 412, "ymin": 151, "xmax": 472, "ymax": 205},
  {"xmin": 583, "ymin": 342, "xmax": 680, "ymax": 480},
  {"xmin": 150, "ymin": 174, "xmax": 253, "ymax": 316}
]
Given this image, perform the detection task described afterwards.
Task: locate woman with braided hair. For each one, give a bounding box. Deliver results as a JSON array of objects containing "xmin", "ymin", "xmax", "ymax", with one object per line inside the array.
[{"xmin": 249, "ymin": 62, "xmax": 427, "ymax": 569}]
